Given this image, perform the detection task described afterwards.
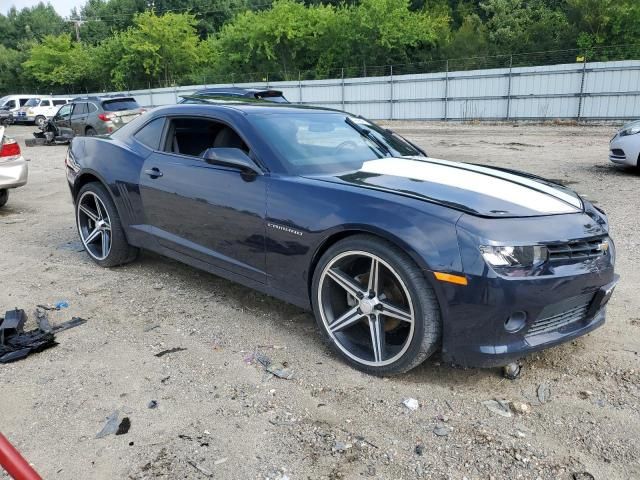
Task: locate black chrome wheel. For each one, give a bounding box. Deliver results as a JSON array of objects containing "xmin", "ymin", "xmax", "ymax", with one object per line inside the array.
[
  {"xmin": 77, "ymin": 190, "xmax": 112, "ymax": 261},
  {"xmin": 312, "ymin": 235, "xmax": 441, "ymax": 374},
  {"xmin": 75, "ymin": 182, "xmax": 139, "ymax": 267}
]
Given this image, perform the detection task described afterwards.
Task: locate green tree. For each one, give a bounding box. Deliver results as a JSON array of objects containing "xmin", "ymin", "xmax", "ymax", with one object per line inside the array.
[
  {"xmin": 22, "ymin": 33, "xmax": 93, "ymax": 91},
  {"xmin": 0, "ymin": 3, "xmax": 68, "ymax": 49}
]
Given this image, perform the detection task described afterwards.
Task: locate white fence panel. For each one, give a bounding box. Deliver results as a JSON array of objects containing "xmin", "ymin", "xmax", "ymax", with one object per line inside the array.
[{"xmin": 88, "ymin": 60, "xmax": 640, "ymax": 121}]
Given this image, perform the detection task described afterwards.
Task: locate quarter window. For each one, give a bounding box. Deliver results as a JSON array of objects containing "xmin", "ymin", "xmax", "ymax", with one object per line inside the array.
[{"xmin": 134, "ymin": 118, "xmax": 165, "ymax": 150}]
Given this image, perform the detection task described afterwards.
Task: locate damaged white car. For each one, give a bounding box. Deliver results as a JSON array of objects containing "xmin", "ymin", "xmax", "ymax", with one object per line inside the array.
[{"xmin": 0, "ymin": 126, "xmax": 28, "ymax": 207}]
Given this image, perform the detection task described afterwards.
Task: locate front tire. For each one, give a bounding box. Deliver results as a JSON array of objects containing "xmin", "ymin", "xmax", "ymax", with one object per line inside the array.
[
  {"xmin": 0, "ymin": 189, "xmax": 8, "ymax": 208},
  {"xmin": 35, "ymin": 116, "xmax": 46, "ymax": 127},
  {"xmin": 76, "ymin": 182, "xmax": 138, "ymax": 267},
  {"xmin": 311, "ymin": 235, "xmax": 441, "ymax": 375}
]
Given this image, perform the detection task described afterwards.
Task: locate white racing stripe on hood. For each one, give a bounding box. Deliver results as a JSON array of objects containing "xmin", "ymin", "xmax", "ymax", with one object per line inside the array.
[
  {"xmin": 420, "ymin": 157, "xmax": 582, "ymax": 209},
  {"xmin": 360, "ymin": 158, "xmax": 580, "ymax": 214}
]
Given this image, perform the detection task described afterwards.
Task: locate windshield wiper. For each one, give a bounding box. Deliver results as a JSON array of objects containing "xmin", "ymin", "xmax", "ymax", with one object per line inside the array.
[{"xmin": 345, "ymin": 117, "xmax": 392, "ymax": 156}]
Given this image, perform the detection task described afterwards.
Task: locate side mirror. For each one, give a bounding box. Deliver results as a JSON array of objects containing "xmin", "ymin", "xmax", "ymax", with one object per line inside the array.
[{"xmin": 202, "ymin": 147, "xmax": 261, "ymax": 175}]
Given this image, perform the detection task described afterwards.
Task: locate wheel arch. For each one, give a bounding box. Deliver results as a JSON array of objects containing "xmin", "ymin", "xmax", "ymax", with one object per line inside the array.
[
  {"xmin": 307, "ymin": 226, "xmax": 442, "ymax": 301},
  {"xmin": 73, "ymin": 170, "xmax": 131, "ymax": 242}
]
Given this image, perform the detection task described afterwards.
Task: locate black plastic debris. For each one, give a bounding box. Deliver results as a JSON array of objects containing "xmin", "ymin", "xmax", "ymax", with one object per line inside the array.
[
  {"xmin": 155, "ymin": 347, "xmax": 187, "ymax": 357},
  {"xmin": 116, "ymin": 417, "xmax": 131, "ymax": 435},
  {"xmin": 0, "ymin": 308, "xmax": 86, "ymax": 364}
]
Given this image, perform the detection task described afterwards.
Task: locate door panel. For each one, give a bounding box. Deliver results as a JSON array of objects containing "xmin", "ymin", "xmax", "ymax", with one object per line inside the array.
[
  {"xmin": 139, "ymin": 152, "xmax": 267, "ymax": 283},
  {"xmin": 70, "ymin": 102, "xmax": 88, "ymax": 134},
  {"xmin": 53, "ymin": 104, "xmax": 74, "ymax": 137}
]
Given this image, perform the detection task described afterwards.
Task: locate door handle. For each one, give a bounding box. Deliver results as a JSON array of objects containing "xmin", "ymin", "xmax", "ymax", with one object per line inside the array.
[{"xmin": 144, "ymin": 167, "xmax": 163, "ymax": 178}]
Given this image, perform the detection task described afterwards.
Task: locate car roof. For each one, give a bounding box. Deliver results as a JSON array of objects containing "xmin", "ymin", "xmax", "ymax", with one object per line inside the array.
[
  {"xmin": 151, "ymin": 102, "xmax": 345, "ymax": 116},
  {"xmin": 193, "ymin": 87, "xmax": 284, "ymax": 97},
  {"xmin": 70, "ymin": 95, "xmax": 136, "ymax": 102}
]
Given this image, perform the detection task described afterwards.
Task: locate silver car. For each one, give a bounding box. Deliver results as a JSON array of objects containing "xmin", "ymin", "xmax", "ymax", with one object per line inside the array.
[
  {"xmin": 609, "ymin": 120, "xmax": 640, "ymax": 167},
  {"xmin": 0, "ymin": 126, "xmax": 28, "ymax": 207}
]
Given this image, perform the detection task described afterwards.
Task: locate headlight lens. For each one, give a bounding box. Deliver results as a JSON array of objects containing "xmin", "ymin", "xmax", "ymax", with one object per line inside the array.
[
  {"xmin": 620, "ymin": 123, "xmax": 640, "ymax": 136},
  {"xmin": 480, "ymin": 245, "xmax": 548, "ymax": 269}
]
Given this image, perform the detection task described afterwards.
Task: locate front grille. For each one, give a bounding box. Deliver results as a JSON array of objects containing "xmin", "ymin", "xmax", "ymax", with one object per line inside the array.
[
  {"xmin": 610, "ymin": 148, "xmax": 625, "ymax": 158},
  {"xmin": 547, "ymin": 237, "xmax": 607, "ymax": 262},
  {"xmin": 526, "ymin": 292, "xmax": 594, "ymax": 337}
]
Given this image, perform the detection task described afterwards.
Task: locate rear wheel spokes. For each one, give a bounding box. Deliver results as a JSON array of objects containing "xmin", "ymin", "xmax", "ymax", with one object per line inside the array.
[{"xmin": 78, "ymin": 191, "xmax": 112, "ymax": 260}]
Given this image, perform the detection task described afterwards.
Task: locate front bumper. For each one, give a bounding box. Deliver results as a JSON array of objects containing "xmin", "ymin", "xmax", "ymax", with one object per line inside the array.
[
  {"xmin": 0, "ymin": 156, "xmax": 29, "ymax": 189},
  {"xmin": 609, "ymin": 133, "xmax": 640, "ymax": 167},
  {"xmin": 440, "ymin": 276, "xmax": 617, "ymax": 367},
  {"xmin": 440, "ymin": 208, "xmax": 616, "ymax": 368}
]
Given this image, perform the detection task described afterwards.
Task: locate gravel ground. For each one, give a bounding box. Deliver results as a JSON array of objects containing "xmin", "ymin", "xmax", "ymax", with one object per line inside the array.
[{"xmin": 1, "ymin": 122, "xmax": 638, "ymax": 480}]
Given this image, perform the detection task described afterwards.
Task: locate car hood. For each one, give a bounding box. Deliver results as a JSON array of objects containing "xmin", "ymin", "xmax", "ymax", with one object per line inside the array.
[{"xmin": 305, "ymin": 156, "xmax": 584, "ymax": 218}]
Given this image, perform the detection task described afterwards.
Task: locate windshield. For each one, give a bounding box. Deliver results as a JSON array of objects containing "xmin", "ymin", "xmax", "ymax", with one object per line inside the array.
[
  {"xmin": 102, "ymin": 98, "xmax": 140, "ymax": 112},
  {"xmin": 249, "ymin": 112, "xmax": 422, "ymax": 174},
  {"xmin": 24, "ymin": 98, "xmax": 40, "ymax": 106}
]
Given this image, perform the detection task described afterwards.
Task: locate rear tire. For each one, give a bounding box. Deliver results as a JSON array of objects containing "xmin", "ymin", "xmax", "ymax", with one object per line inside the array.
[
  {"xmin": 85, "ymin": 127, "xmax": 97, "ymax": 136},
  {"xmin": 311, "ymin": 235, "xmax": 441, "ymax": 375},
  {"xmin": 35, "ymin": 116, "xmax": 46, "ymax": 127},
  {"xmin": 0, "ymin": 189, "xmax": 8, "ymax": 208},
  {"xmin": 75, "ymin": 182, "xmax": 139, "ymax": 267}
]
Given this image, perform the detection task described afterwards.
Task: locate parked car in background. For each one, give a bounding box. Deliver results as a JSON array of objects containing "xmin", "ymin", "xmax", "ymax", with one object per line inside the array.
[
  {"xmin": 15, "ymin": 96, "xmax": 72, "ymax": 126},
  {"xmin": 179, "ymin": 87, "xmax": 289, "ymax": 104},
  {"xmin": 609, "ymin": 120, "xmax": 640, "ymax": 168},
  {"xmin": 47, "ymin": 96, "xmax": 144, "ymax": 138},
  {"xmin": 0, "ymin": 95, "xmax": 40, "ymax": 113},
  {"xmin": 0, "ymin": 126, "xmax": 28, "ymax": 208},
  {"xmin": 65, "ymin": 102, "xmax": 617, "ymax": 375},
  {"xmin": 0, "ymin": 105, "xmax": 14, "ymax": 126}
]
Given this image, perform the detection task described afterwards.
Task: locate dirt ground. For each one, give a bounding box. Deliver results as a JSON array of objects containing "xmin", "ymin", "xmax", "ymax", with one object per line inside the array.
[{"xmin": 1, "ymin": 122, "xmax": 638, "ymax": 480}]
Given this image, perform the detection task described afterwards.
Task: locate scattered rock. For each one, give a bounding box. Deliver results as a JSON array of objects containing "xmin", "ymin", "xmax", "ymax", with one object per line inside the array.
[
  {"xmin": 579, "ymin": 390, "xmax": 593, "ymax": 399},
  {"xmin": 510, "ymin": 401, "xmax": 531, "ymax": 415},
  {"xmin": 402, "ymin": 398, "xmax": 419, "ymax": 411},
  {"xmin": 482, "ymin": 399, "xmax": 512, "ymax": 417},
  {"xmin": 433, "ymin": 425, "xmax": 450, "ymax": 437},
  {"xmin": 573, "ymin": 473, "xmax": 595, "ymax": 480},
  {"xmin": 266, "ymin": 362, "xmax": 294, "ymax": 380},
  {"xmin": 333, "ymin": 441, "xmax": 352, "ymax": 453},
  {"xmin": 537, "ymin": 383, "xmax": 551, "ymax": 404},
  {"xmin": 155, "ymin": 347, "xmax": 187, "ymax": 357},
  {"xmin": 147, "ymin": 400, "xmax": 158, "ymax": 409},
  {"xmin": 414, "ymin": 444, "xmax": 424, "ymax": 456}
]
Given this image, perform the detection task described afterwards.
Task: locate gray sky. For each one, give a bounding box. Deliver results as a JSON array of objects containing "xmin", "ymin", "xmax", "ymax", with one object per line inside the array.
[{"xmin": 2, "ymin": 0, "xmax": 84, "ymax": 17}]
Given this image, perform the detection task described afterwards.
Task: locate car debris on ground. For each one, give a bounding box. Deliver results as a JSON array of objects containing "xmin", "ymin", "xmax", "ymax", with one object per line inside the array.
[{"xmin": 0, "ymin": 307, "xmax": 86, "ymax": 363}]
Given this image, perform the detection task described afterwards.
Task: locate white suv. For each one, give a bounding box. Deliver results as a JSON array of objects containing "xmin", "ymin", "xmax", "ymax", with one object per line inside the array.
[{"xmin": 16, "ymin": 97, "xmax": 72, "ymax": 126}]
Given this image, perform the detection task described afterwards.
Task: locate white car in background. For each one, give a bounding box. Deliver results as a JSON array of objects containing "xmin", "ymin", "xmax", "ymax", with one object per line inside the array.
[
  {"xmin": 609, "ymin": 120, "xmax": 640, "ymax": 168},
  {"xmin": 16, "ymin": 96, "xmax": 72, "ymax": 126},
  {"xmin": 0, "ymin": 126, "xmax": 28, "ymax": 208}
]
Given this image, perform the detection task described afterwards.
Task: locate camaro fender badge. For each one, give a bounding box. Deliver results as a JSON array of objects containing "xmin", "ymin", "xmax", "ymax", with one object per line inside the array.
[{"xmin": 267, "ymin": 222, "xmax": 303, "ymax": 236}]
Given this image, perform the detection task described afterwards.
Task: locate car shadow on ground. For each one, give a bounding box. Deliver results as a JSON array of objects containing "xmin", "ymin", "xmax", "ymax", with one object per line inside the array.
[{"xmin": 119, "ymin": 250, "xmax": 519, "ymax": 385}]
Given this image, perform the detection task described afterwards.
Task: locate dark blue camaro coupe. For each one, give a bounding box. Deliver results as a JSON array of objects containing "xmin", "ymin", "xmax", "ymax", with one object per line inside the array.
[{"xmin": 65, "ymin": 102, "xmax": 618, "ymax": 375}]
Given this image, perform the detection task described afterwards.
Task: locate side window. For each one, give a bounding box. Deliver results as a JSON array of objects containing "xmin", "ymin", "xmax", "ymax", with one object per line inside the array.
[
  {"xmin": 53, "ymin": 99, "xmax": 67, "ymax": 106},
  {"xmin": 72, "ymin": 103, "xmax": 87, "ymax": 116},
  {"xmin": 19, "ymin": 98, "xmax": 29, "ymax": 106},
  {"xmin": 162, "ymin": 117, "xmax": 249, "ymax": 158},
  {"xmin": 134, "ymin": 118, "xmax": 165, "ymax": 150},
  {"xmin": 6, "ymin": 100, "xmax": 16, "ymax": 109},
  {"xmin": 57, "ymin": 104, "xmax": 72, "ymax": 119},
  {"xmin": 40, "ymin": 100, "xmax": 51, "ymax": 107}
]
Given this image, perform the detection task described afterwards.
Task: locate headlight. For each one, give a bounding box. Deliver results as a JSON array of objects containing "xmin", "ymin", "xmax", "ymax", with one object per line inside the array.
[
  {"xmin": 480, "ymin": 245, "xmax": 548, "ymax": 269},
  {"xmin": 620, "ymin": 123, "xmax": 640, "ymax": 137}
]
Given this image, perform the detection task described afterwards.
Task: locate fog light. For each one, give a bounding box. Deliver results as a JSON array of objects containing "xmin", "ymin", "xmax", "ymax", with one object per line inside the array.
[{"xmin": 505, "ymin": 311, "xmax": 527, "ymax": 332}]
